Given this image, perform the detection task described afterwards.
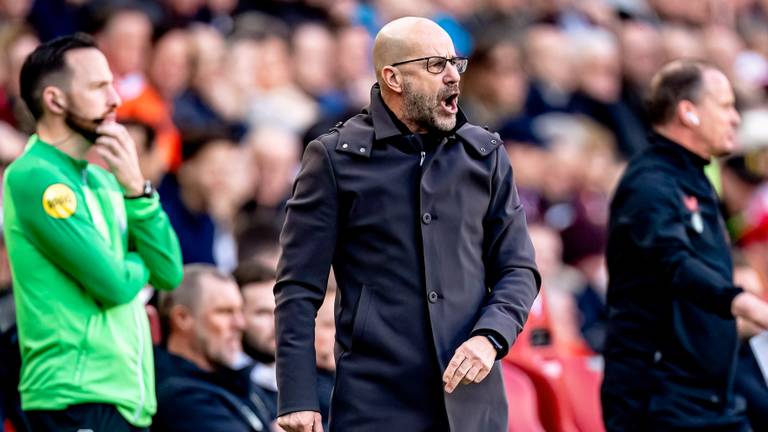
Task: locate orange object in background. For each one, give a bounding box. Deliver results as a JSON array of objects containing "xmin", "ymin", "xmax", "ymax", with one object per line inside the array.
[{"xmin": 116, "ymin": 78, "xmax": 181, "ymax": 172}]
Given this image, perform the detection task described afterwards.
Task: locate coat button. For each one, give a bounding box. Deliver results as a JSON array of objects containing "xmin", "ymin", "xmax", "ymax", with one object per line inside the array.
[
  {"xmin": 359, "ymin": 147, "xmax": 366, "ymax": 153},
  {"xmin": 422, "ymin": 212, "xmax": 432, "ymax": 224},
  {"xmin": 428, "ymin": 291, "xmax": 438, "ymax": 303},
  {"xmin": 491, "ymin": 139, "xmax": 497, "ymax": 144},
  {"xmin": 480, "ymin": 147, "xmax": 486, "ymax": 153},
  {"xmin": 342, "ymin": 143, "xmax": 349, "ymax": 149}
]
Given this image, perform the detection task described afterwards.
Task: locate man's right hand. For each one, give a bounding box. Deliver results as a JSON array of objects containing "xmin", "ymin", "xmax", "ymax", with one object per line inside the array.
[
  {"xmin": 277, "ymin": 411, "xmax": 323, "ymax": 432},
  {"xmin": 732, "ymin": 291, "xmax": 768, "ymax": 330}
]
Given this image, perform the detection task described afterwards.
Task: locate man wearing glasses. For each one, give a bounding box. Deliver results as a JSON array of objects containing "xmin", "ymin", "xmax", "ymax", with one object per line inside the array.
[{"xmin": 274, "ymin": 17, "xmax": 540, "ymax": 432}]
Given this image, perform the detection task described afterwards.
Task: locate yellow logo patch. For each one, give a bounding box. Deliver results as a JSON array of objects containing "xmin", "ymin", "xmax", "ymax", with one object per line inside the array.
[{"xmin": 42, "ymin": 183, "xmax": 77, "ymax": 219}]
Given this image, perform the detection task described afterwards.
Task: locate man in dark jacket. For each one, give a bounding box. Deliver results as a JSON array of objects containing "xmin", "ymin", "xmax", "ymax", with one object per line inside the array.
[
  {"xmin": 275, "ymin": 17, "xmax": 540, "ymax": 432},
  {"xmin": 153, "ymin": 265, "xmax": 272, "ymax": 432},
  {"xmin": 602, "ymin": 60, "xmax": 768, "ymax": 432}
]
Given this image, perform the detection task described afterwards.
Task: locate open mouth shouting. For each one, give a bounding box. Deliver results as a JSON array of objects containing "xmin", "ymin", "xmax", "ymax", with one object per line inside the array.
[{"xmin": 440, "ymin": 89, "xmax": 460, "ymax": 114}]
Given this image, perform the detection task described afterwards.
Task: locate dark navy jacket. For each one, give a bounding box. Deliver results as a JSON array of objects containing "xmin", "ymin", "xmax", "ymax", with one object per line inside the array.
[
  {"xmin": 602, "ymin": 132, "xmax": 745, "ymax": 431},
  {"xmin": 275, "ymin": 84, "xmax": 540, "ymax": 431}
]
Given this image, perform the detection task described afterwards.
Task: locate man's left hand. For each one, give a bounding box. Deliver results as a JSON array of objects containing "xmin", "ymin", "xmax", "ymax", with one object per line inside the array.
[{"xmin": 442, "ymin": 335, "xmax": 496, "ymax": 394}]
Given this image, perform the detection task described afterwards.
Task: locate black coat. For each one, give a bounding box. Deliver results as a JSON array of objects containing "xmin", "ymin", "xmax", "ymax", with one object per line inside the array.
[
  {"xmin": 275, "ymin": 85, "xmax": 540, "ymax": 431},
  {"xmin": 602, "ymin": 132, "xmax": 746, "ymax": 431}
]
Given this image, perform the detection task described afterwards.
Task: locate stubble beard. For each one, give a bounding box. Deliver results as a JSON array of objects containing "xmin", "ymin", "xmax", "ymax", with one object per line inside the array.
[{"xmin": 402, "ymin": 79, "xmax": 457, "ymax": 133}]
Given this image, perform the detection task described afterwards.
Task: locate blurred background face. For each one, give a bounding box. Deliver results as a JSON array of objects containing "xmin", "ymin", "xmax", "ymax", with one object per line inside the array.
[
  {"xmin": 97, "ymin": 9, "xmax": 152, "ymax": 77},
  {"xmin": 292, "ymin": 23, "xmax": 336, "ymax": 97},
  {"xmin": 6, "ymin": 31, "xmax": 39, "ymax": 97},
  {"xmin": 248, "ymin": 128, "xmax": 299, "ymax": 207},
  {"xmin": 525, "ymin": 26, "xmax": 575, "ymax": 91},
  {"xmin": 576, "ymin": 33, "xmax": 620, "ymax": 103},
  {"xmin": 179, "ymin": 140, "xmax": 238, "ymax": 208},
  {"xmin": 150, "ymin": 29, "xmax": 191, "ymax": 100},
  {"xmin": 620, "ymin": 21, "xmax": 663, "ymax": 89},
  {"xmin": 193, "ymin": 274, "xmax": 245, "ymax": 369},
  {"xmin": 242, "ymin": 280, "xmax": 277, "ymax": 358}
]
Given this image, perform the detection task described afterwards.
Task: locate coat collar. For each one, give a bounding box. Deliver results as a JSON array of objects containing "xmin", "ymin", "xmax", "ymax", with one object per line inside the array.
[
  {"xmin": 334, "ymin": 84, "xmax": 501, "ymax": 159},
  {"xmin": 649, "ymin": 131, "xmax": 710, "ymax": 169}
]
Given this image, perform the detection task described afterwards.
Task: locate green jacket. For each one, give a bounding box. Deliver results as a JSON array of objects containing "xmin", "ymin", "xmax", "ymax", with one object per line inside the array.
[{"xmin": 3, "ymin": 135, "xmax": 183, "ymax": 427}]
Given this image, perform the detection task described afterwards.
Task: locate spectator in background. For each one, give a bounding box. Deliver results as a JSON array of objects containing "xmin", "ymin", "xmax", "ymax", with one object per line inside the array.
[
  {"xmin": 154, "ymin": 264, "xmax": 272, "ymax": 432},
  {"xmin": 291, "ymin": 23, "xmax": 347, "ymax": 119},
  {"xmin": 523, "ymin": 25, "xmax": 576, "ymax": 118},
  {"xmin": 619, "ymin": 20, "xmax": 664, "ymax": 132},
  {"xmin": 238, "ymin": 127, "xmax": 300, "ymax": 233},
  {"xmin": 660, "ymin": 24, "xmax": 704, "ymax": 61},
  {"xmin": 335, "ymin": 24, "xmax": 376, "ymax": 111},
  {"xmin": 148, "ymin": 28, "xmax": 191, "ymax": 105},
  {"xmin": 123, "ymin": 118, "xmax": 166, "ymax": 185},
  {"xmin": 158, "ymin": 131, "xmax": 240, "ymax": 272},
  {"xmin": 6, "ymin": 33, "xmax": 182, "ymax": 431},
  {"xmin": 244, "ymin": 24, "xmax": 319, "ymax": 134},
  {"xmin": 172, "ymin": 23, "xmax": 247, "ymax": 141},
  {"xmin": 461, "ymin": 35, "xmax": 529, "ymax": 131},
  {"xmin": 233, "ymin": 260, "xmax": 280, "ymax": 421},
  {"xmin": 0, "ymin": 24, "xmax": 38, "ymax": 132},
  {"xmin": 570, "ymin": 28, "xmax": 647, "ymax": 158},
  {"xmin": 96, "ymin": 5, "xmax": 182, "ymax": 171}
]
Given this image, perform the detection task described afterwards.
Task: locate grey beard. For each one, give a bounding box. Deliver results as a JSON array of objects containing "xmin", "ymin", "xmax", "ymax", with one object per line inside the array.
[{"xmin": 402, "ymin": 81, "xmax": 457, "ymax": 132}]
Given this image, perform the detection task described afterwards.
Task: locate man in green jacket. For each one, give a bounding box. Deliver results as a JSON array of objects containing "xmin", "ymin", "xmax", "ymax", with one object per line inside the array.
[{"xmin": 3, "ymin": 33, "xmax": 183, "ymax": 431}]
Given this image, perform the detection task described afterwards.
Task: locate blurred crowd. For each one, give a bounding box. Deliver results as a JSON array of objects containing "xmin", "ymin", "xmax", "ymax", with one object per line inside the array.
[{"xmin": 2, "ymin": 0, "xmax": 768, "ymax": 431}]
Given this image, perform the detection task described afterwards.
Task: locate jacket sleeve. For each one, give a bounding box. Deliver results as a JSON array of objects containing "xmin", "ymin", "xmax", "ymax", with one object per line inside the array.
[
  {"xmin": 274, "ymin": 140, "xmax": 338, "ymax": 416},
  {"xmin": 617, "ymin": 174, "xmax": 741, "ymax": 317},
  {"xmin": 472, "ymin": 147, "xmax": 541, "ymax": 358},
  {"xmin": 7, "ymin": 167, "xmax": 149, "ymax": 307},
  {"xmin": 125, "ymin": 194, "xmax": 183, "ymax": 291}
]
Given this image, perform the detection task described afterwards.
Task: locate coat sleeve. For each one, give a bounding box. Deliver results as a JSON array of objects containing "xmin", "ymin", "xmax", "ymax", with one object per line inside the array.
[
  {"xmin": 6, "ymin": 167, "xmax": 150, "ymax": 307},
  {"xmin": 472, "ymin": 147, "xmax": 541, "ymax": 358},
  {"xmin": 125, "ymin": 194, "xmax": 184, "ymax": 291},
  {"xmin": 274, "ymin": 140, "xmax": 338, "ymax": 416},
  {"xmin": 617, "ymin": 174, "xmax": 741, "ymax": 317}
]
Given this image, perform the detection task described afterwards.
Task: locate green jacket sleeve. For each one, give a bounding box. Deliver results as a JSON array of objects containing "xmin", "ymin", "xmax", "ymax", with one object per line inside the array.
[
  {"xmin": 7, "ymin": 167, "xmax": 150, "ymax": 307},
  {"xmin": 124, "ymin": 194, "xmax": 183, "ymax": 291}
]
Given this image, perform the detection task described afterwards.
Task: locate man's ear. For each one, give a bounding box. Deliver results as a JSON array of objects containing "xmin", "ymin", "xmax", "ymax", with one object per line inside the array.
[
  {"xmin": 677, "ymin": 100, "xmax": 700, "ymax": 127},
  {"xmin": 170, "ymin": 305, "xmax": 194, "ymax": 333},
  {"xmin": 381, "ymin": 66, "xmax": 404, "ymax": 94},
  {"xmin": 42, "ymin": 86, "xmax": 66, "ymax": 115}
]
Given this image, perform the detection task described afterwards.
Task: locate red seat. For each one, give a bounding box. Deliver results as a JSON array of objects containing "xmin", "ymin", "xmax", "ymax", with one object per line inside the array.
[
  {"xmin": 145, "ymin": 304, "xmax": 162, "ymax": 345},
  {"xmin": 502, "ymin": 362, "xmax": 545, "ymax": 432},
  {"xmin": 505, "ymin": 289, "xmax": 605, "ymax": 432}
]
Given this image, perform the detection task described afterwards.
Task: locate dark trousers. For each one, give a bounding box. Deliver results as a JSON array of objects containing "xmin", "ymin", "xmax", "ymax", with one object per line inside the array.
[{"xmin": 26, "ymin": 403, "xmax": 146, "ymax": 432}]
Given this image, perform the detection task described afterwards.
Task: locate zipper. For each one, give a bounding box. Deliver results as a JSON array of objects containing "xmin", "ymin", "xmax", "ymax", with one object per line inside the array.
[
  {"xmin": 131, "ymin": 305, "xmax": 146, "ymax": 423},
  {"xmin": 419, "ymin": 151, "xmax": 426, "ymax": 166}
]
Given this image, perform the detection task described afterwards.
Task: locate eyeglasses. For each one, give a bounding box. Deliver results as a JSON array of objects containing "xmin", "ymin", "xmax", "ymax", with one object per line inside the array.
[{"xmin": 390, "ymin": 56, "xmax": 469, "ymax": 74}]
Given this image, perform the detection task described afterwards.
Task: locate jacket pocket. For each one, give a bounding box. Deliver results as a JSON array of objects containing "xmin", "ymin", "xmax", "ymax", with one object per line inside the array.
[{"xmin": 350, "ymin": 284, "xmax": 373, "ymax": 350}]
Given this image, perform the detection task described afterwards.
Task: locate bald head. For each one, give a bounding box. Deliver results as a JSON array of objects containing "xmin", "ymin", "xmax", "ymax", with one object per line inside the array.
[{"xmin": 373, "ymin": 17, "xmax": 453, "ymax": 82}]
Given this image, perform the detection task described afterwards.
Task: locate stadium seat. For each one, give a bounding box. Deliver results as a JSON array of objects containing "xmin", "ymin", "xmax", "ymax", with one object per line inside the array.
[{"xmin": 502, "ymin": 362, "xmax": 545, "ymax": 432}]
